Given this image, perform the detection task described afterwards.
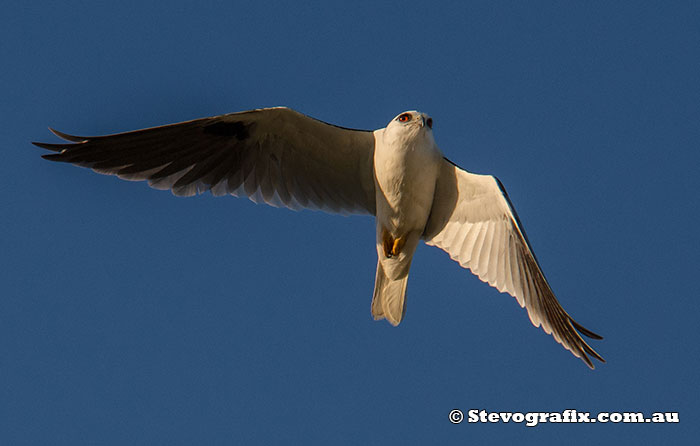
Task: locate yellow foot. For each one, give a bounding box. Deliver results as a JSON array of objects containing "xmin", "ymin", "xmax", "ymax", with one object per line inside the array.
[
  {"xmin": 381, "ymin": 228, "xmax": 405, "ymax": 258},
  {"xmin": 391, "ymin": 237, "xmax": 405, "ymax": 257}
]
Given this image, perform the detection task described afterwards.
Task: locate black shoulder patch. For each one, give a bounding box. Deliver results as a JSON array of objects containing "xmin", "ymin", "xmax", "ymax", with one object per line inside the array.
[
  {"xmin": 443, "ymin": 157, "xmax": 459, "ymax": 167},
  {"xmin": 494, "ymin": 175, "xmax": 541, "ymax": 266},
  {"xmin": 202, "ymin": 120, "xmax": 253, "ymax": 140}
]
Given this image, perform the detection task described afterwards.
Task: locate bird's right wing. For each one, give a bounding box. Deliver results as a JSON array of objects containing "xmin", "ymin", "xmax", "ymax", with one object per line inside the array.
[
  {"xmin": 33, "ymin": 107, "xmax": 377, "ymax": 215},
  {"xmin": 423, "ymin": 159, "xmax": 604, "ymax": 368}
]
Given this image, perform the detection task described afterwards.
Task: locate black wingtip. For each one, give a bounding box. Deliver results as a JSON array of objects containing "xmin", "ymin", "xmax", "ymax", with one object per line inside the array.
[
  {"xmin": 581, "ymin": 348, "xmax": 606, "ymax": 369},
  {"xmin": 572, "ymin": 320, "xmax": 604, "ymax": 340},
  {"xmin": 49, "ymin": 127, "xmax": 86, "ymax": 142},
  {"xmin": 32, "ymin": 141, "xmax": 66, "ymax": 152},
  {"xmin": 41, "ymin": 153, "xmax": 70, "ymax": 162},
  {"xmin": 33, "ymin": 128, "xmax": 88, "ymax": 153},
  {"xmin": 585, "ymin": 347, "xmax": 605, "ymax": 366}
]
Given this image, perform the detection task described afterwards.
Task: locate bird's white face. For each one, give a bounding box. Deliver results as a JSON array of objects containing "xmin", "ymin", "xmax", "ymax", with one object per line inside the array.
[{"xmin": 384, "ymin": 110, "xmax": 434, "ymax": 145}]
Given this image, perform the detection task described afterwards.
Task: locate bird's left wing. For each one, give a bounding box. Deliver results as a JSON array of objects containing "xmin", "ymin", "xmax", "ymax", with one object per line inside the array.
[
  {"xmin": 423, "ymin": 159, "xmax": 604, "ymax": 368},
  {"xmin": 33, "ymin": 107, "xmax": 377, "ymax": 215}
]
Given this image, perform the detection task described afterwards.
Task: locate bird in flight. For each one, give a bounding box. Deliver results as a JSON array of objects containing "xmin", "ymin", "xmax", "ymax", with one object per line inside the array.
[{"xmin": 33, "ymin": 107, "xmax": 604, "ymax": 368}]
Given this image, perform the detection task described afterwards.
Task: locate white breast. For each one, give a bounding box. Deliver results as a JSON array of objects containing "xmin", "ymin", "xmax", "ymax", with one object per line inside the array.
[{"xmin": 372, "ymin": 127, "xmax": 443, "ymax": 233}]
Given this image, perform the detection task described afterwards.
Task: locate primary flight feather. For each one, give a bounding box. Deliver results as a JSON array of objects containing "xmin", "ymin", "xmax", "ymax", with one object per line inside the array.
[{"xmin": 33, "ymin": 106, "xmax": 604, "ymax": 368}]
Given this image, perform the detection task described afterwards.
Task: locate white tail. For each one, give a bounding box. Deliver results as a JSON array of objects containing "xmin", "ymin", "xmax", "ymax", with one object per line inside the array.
[{"xmin": 371, "ymin": 260, "xmax": 409, "ymax": 325}]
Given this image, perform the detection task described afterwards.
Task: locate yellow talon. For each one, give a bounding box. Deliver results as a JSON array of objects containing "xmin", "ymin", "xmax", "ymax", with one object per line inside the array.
[
  {"xmin": 391, "ymin": 237, "xmax": 405, "ymax": 257},
  {"xmin": 381, "ymin": 227, "xmax": 405, "ymax": 258}
]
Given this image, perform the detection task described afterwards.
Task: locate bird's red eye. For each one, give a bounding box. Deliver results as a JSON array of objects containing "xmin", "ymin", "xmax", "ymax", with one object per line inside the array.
[
  {"xmin": 426, "ymin": 118, "xmax": 433, "ymax": 129},
  {"xmin": 398, "ymin": 113, "xmax": 411, "ymax": 122}
]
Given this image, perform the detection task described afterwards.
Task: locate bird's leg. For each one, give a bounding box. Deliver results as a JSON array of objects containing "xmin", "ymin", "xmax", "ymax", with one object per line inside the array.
[
  {"xmin": 382, "ymin": 228, "xmax": 393, "ymax": 258},
  {"xmin": 391, "ymin": 237, "xmax": 405, "ymax": 257},
  {"xmin": 381, "ymin": 227, "xmax": 405, "ymax": 258}
]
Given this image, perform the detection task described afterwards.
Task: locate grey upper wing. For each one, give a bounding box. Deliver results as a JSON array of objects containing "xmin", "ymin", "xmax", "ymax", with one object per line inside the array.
[
  {"xmin": 423, "ymin": 159, "xmax": 604, "ymax": 368},
  {"xmin": 33, "ymin": 107, "xmax": 377, "ymax": 215}
]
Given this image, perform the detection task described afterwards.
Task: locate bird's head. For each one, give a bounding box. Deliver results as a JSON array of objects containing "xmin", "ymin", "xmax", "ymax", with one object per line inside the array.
[{"xmin": 384, "ymin": 110, "xmax": 434, "ymax": 144}]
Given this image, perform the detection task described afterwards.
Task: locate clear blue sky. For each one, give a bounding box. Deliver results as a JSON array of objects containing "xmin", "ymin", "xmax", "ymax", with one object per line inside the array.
[{"xmin": 2, "ymin": 1, "xmax": 698, "ymax": 444}]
